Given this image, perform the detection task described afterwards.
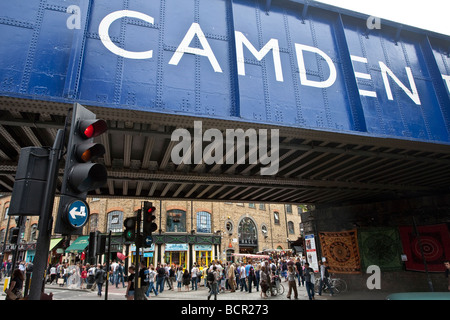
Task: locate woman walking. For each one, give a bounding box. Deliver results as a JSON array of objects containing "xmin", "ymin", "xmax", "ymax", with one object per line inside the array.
[{"xmin": 286, "ymin": 265, "xmax": 298, "ymax": 299}]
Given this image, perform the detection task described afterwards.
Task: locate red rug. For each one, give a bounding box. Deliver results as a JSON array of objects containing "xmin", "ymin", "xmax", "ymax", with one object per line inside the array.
[{"xmin": 399, "ymin": 224, "xmax": 450, "ymax": 272}]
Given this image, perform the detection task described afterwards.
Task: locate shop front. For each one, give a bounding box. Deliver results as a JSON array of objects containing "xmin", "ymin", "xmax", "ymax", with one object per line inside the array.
[
  {"xmin": 194, "ymin": 244, "xmax": 212, "ymax": 266},
  {"xmin": 164, "ymin": 243, "xmax": 188, "ymax": 267}
]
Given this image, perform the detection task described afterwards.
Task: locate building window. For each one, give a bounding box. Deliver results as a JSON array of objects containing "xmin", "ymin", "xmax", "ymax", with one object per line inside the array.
[
  {"xmin": 30, "ymin": 224, "xmax": 38, "ymax": 242},
  {"xmin": 261, "ymin": 224, "xmax": 268, "ymax": 237},
  {"xmin": 248, "ymin": 203, "xmax": 255, "ymax": 208},
  {"xmin": 167, "ymin": 209, "xmax": 186, "ymax": 233},
  {"xmin": 196, "ymin": 211, "xmax": 211, "ymax": 233},
  {"xmin": 225, "ymin": 220, "xmax": 234, "ymax": 234},
  {"xmin": 89, "ymin": 214, "xmax": 98, "ymax": 232},
  {"xmin": 259, "ymin": 203, "xmax": 265, "ymax": 210},
  {"xmin": 107, "ymin": 210, "xmax": 124, "ymax": 233},
  {"xmin": 285, "ymin": 204, "xmax": 292, "ymax": 214},
  {"xmin": 288, "ymin": 221, "xmax": 295, "ymax": 234},
  {"xmin": 274, "ymin": 211, "xmax": 280, "ymax": 225}
]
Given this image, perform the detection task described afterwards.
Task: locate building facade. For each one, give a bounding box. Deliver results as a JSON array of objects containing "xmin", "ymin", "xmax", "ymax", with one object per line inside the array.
[{"xmin": 0, "ymin": 195, "xmax": 304, "ymax": 269}]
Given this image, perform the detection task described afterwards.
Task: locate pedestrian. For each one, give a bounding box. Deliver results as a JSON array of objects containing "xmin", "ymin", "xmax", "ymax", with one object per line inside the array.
[
  {"xmin": 182, "ymin": 268, "xmax": 191, "ymax": 291},
  {"xmin": 49, "ymin": 264, "xmax": 57, "ymax": 284},
  {"xmin": 95, "ymin": 264, "xmax": 106, "ymax": 297},
  {"xmin": 125, "ymin": 265, "xmax": 135, "ymax": 300},
  {"xmin": 255, "ymin": 263, "xmax": 261, "ymax": 291},
  {"xmin": 135, "ymin": 260, "xmax": 148, "ymax": 300},
  {"xmin": 116, "ymin": 261, "xmax": 125, "ymax": 288},
  {"xmin": 207, "ymin": 266, "xmax": 218, "ymax": 300},
  {"xmin": 259, "ymin": 266, "xmax": 269, "ymax": 299},
  {"xmin": 146, "ymin": 266, "xmax": 158, "ymax": 297},
  {"xmin": 318, "ymin": 261, "xmax": 334, "ymax": 296},
  {"xmin": 5, "ymin": 268, "xmax": 24, "ymax": 300},
  {"xmin": 295, "ymin": 257, "xmax": 304, "ymax": 286},
  {"xmin": 164, "ymin": 264, "xmax": 173, "ymax": 290},
  {"xmin": 286, "ymin": 265, "xmax": 298, "ymax": 299},
  {"xmin": 303, "ymin": 262, "xmax": 315, "ymax": 300},
  {"xmin": 239, "ymin": 263, "xmax": 248, "ymax": 292},
  {"xmin": 176, "ymin": 267, "xmax": 183, "ymax": 292},
  {"xmin": 191, "ymin": 263, "xmax": 199, "ymax": 290},
  {"xmin": 227, "ymin": 263, "xmax": 236, "ymax": 292},
  {"xmin": 156, "ymin": 264, "xmax": 165, "ymax": 293},
  {"xmin": 80, "ymin": 266, "xmax": 87, "ymax": 289},
  {"xmin": 444, "ymin": 260, "xmax": 450, "ymax": 291},
  {"xmin": 88, "ymin": 264, "xmax": 97, "ymax": 291},
  {"xmin": 247, "ymin": 263, "xmax": 255, "ymax": 293}
]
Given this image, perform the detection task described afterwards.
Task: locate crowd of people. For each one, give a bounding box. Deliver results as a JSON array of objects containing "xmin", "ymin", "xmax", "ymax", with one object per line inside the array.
[{"xmin": 122, "ymin": 255, "xmax": 321, "ymax": 300}]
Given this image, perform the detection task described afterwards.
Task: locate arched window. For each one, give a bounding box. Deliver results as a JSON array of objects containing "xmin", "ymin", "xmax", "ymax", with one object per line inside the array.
[
  {"xmin": 196, "ymin": 211, "xmax": 211, "ymax": 233},
  {"xmin": 107, "ymin": 210, "xmax": 124, "ymax": 233},
  {"xmin": 167, "ymin": 209, "xmax": 186, "ymax": 232},
  {"xmin": 238, "ymin": 217, "xmax": 257, "ymax": 246},
  {"xmin": 288, "ymin": 221, "xmax": 295, "ymax": 234}
]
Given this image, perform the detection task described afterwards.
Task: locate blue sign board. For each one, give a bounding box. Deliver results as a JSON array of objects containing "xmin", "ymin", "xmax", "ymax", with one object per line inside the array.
[
  {"xmin": 0, "ymin": 0, "xmax": 449, "ymax": 144},
  {"xmin": 66, "ymin": 199, "xmax": 89, "ymax": 229}
]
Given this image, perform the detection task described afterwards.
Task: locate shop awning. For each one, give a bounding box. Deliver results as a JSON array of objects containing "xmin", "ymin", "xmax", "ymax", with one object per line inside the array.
[
  {"xmin": 65, "ymin": 236, "xmax": 89, "ymax": 253},
  {"xmin": 49, "ymin": 237, "xmax": 63, "ymax": 251}
]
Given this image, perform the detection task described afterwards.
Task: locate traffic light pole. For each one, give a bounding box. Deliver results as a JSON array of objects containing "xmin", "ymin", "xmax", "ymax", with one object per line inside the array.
[
  {"xmin": 28, "ymin": 129, "xmax": 65, "ymax": 300},
  {"xmin": 134, "ymin": 208, "xmax": 141, "ymax": 300}
]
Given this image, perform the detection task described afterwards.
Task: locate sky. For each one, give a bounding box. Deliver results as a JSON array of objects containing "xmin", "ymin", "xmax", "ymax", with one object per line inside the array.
[{"xmin": 315, "ymin": 0, "xmax": 450, "ymax": 36}]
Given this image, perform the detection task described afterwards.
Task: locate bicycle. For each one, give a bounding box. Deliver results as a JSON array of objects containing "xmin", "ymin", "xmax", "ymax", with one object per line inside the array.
[
  {"xmin": 314, "ymin": 276, "xmax": 347, "ymax": 295},
  {"xmin": 267, "ymin": 274, "xmax": 285, "ymax": 296}
]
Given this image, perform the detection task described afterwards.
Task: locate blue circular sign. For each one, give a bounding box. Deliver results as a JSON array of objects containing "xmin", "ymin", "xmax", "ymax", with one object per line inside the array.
[
  {"xmin": 145, "ymin": 236, "xmax": 153, "ymax": 246},
  {"xmin": 66, "ymin": 200, "xmax": 89, "ymax": 228}
]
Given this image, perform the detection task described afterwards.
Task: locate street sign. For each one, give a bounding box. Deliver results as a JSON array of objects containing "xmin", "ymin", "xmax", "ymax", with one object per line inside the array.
[
  {"xmin": 145, "ymin": 236, "xmax": 153, "ymax": 247},
  {"xmin": 66, "ymin": 199, "xmax": 90, "ymax": 229}
]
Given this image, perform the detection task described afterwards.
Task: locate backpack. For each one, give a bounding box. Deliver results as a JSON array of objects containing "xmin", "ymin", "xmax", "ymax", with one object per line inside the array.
[
  {"xmin": 207, "ymin": 271, "xmax": 215, "ymax": 282},
  {"xmin": 249, "ymin": 266, "xmax": 255, "ymax": 277}
]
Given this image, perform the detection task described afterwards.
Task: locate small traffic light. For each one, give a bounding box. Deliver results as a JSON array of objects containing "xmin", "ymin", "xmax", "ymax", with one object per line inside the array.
[
  {"xmin": 123, "ymin": 216, "xmax": 137, "ymax": 243},
  {"xmin": 55, "ymin": 103, "xmax": 108, "ymax": 235},
  {"xmin": 142, "ymin": 201, "xmax": 157, "ymax": 246},
  {"xmin": 10, "ymin": 227, "xmax": 20, "ymax": 244}
]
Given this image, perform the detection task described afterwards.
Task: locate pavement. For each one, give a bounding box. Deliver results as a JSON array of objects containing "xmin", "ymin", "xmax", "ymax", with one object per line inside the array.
[{"xmin": 1, "ymin": 277, "xmax": 391, "ymax": 300}]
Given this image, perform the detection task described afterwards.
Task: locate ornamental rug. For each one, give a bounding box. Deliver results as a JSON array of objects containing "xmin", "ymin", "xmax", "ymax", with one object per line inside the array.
[
  {"xmin": 358, "ymin": 227, "xmax": 403, "ymax": 271},
  {"xmin": 399, "ymin": 224, "xmax": 450, "ymax": 272},
  {"xmin": 318, "ymin": 230, "xmax": 361, "ymax": 274}
]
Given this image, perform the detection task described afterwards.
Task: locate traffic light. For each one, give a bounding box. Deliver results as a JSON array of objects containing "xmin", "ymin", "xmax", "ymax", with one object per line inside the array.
[
  {"xmin": 10, "ymin": 227, "xmax": 20, "ymax": 244},
  {"xmin": 55, "ymin": 103, "xmax": 108, "ymax": 235},
  {"xmin": 142, "ymin": 201, "xmax": 157, "ymax": 247},
  {"xmin": 123, "ymin": 216, "xmax": 137, "ymax": 243}
]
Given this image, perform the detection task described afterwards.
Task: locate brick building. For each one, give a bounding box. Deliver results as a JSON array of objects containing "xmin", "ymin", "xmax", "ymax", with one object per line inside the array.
[{"xmin": 0, "ymin": 195, "xmax": 304, "ymax": 269}]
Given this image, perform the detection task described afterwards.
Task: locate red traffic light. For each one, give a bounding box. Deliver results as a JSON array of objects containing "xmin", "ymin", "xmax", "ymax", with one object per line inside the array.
[{"xmin": 79, "ymin": 119, "xmax": 107, "ymax": 139}]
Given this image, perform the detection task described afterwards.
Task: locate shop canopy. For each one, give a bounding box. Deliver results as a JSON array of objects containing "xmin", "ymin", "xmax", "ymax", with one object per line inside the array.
[
  {"xmin": 65, "ymin": 236, "xmax": 89, "ymax": 254},
  {"xmin": 49, "ymin": 237, "xmax": 63, "ymax": 251}
]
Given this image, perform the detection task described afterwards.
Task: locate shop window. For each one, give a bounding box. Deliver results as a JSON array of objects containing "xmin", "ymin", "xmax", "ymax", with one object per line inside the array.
[
  {"xmin": 167, "ymin": 209, "xmax": 186, "ymax": 232},
  {"xmin": 196, "ymin": 211, "xmax": 211, "ymax": 233}
]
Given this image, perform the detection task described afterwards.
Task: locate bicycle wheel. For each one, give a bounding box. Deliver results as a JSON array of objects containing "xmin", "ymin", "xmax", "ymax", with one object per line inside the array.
[
  {"xmin": 333, "ymin": 279, "xmax": 347, "ymax": 294},
  {"xmin": 313, "ymin": 279, "xmax": 321, "ymax": 294},
  {"xmin": 278, "ymin": 283, "xmax": 285, "ymax": 295}
]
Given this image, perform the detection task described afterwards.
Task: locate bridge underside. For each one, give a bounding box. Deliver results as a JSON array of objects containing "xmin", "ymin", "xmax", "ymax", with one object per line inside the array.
[{"xmin": 1, "ymin": 96, "xmax": 450, "ymax": 205}]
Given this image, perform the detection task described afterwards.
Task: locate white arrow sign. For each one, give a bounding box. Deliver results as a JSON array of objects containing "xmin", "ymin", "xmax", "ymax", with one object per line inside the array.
[{"xmin": 69, "ymin": 205, "xmax": 87, "ymax": 220}]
